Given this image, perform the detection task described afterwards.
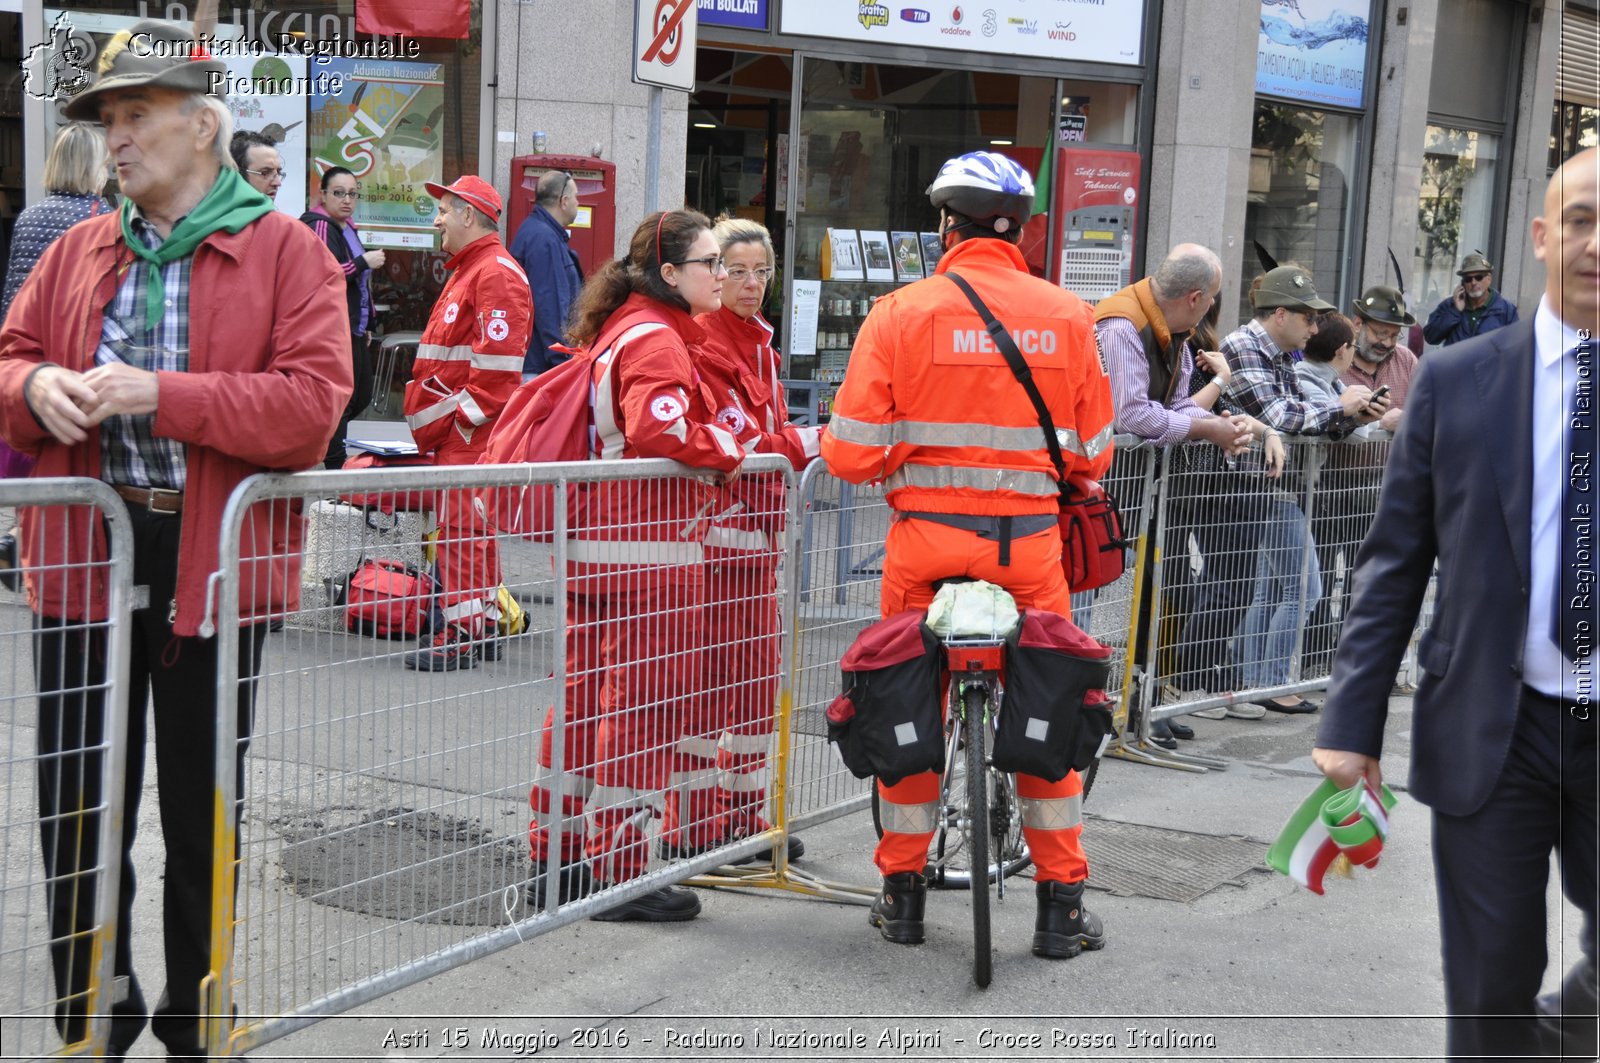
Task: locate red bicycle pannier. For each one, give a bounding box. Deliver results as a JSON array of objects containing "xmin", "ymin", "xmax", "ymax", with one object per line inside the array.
[
  {"xmin": 992, "ymin": 609, "xmax": 1115, "ymax": 781},
  {"xmin": 826, "ymin": 609, "xmax": 946, "ymax": 786}
]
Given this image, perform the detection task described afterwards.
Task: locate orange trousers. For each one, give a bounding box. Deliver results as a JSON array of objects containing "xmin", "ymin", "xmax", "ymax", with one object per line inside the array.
[{"xmin": 875, "ymin": 516, "xmax": 1088, "ymax": 884}]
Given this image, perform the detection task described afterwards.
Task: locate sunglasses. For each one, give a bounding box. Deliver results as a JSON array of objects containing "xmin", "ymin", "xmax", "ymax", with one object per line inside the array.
[{"xmin": 1462, "ymin": 272, "xmax": 1489, "ymax": 282}]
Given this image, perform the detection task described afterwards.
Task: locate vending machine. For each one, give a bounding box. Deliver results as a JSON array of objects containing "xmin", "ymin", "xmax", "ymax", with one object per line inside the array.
[{"xmin": 1051, "ymin": 147, "xmax": 1142, "ymax": 303}]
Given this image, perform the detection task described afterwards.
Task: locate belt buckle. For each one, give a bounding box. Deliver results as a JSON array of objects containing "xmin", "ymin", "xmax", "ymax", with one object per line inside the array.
[{"xmin": 146, "ymin": 487, "xmax": 181, "ymax": 513}]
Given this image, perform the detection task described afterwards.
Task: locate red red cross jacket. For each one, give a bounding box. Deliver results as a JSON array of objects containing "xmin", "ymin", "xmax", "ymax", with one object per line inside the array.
[{"xmin": 405, "ymin": 233, "xmax": 532, "ymax": 455}]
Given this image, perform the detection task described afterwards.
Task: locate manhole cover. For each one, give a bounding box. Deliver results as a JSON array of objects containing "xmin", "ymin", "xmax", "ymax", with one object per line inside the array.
[
  {"xmin": 273, "ymin": 807, "xmax": 525, "ymax": 925},
  {"xmin": 1081, "ymin": 817, "xmax": 1269, "ymax": 903}
]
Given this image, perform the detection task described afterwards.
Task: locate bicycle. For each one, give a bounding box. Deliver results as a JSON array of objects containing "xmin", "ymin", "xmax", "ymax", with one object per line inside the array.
[{"xmin": 868, "ymin": 619, "xmax": 1104, "ymax": 988}]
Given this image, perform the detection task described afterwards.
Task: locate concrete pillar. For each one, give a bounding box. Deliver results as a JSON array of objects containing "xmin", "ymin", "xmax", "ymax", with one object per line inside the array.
[
  {"xmin": 1144, "ymin": 0, "xmax": 1261, "ymax": 330},
  {"xmin": 492, "ymin": 0, "xmax": 687, "ymax": 257},
  {"xmin": 1360, "ymin": 0, "xmax": 1440, "ymax": 299},
  {"xmin": 1505, "ymin": 0, "xmax": 1563, "ymax": 310}
]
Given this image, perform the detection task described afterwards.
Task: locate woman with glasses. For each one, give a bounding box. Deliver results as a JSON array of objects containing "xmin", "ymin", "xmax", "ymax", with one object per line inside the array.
[
  {"xmin": 300, "ymin": 167, "xmax": 383, "ymax": 467},
  {"xmin": 531, "ymin": 209, "xmax": 744, "ymax": 924},
  {"xmin": 650, "ymin": 217, "xmax": 820, "ymax": 867}
]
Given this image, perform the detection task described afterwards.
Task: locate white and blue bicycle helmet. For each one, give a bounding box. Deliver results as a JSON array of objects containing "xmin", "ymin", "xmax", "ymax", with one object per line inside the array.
[{"xmin": 926, "ymin": 151, "xmax": 1036, "ymax": 235}]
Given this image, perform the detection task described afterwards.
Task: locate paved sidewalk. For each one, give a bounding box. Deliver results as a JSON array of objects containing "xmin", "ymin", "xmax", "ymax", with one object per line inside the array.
[{"xmin": 93, "ymin": 691, "xmax": 1585, "ymax": 1062}]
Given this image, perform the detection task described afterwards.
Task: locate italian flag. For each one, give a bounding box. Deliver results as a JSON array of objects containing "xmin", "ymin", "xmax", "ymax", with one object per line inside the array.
[{"xmin": 1267, "ymin": 778, "xmax": 1398, "ymax": 896}]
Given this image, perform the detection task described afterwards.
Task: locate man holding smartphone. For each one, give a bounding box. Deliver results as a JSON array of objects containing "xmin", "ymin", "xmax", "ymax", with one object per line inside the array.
[
  {"xmin": 1344, "ymin": 284, "xmax": 1418, "ymax": 433},
  {"xmin": 1423, "ymin": 251, "xmax": 1520, "ymax": 348}
]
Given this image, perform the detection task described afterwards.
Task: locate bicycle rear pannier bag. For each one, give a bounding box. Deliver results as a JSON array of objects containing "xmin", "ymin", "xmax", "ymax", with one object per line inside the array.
[
  {"xmin": 826, "ymin": 609, "xmax": 945, "ymax": 786},
  {"xmin": 1059, "ymin": 476, "xmax": 1128, "ymax": 594},
  {"xmin": 992, "ymin": 609, "xmax": 1114, "ymax": 782}
]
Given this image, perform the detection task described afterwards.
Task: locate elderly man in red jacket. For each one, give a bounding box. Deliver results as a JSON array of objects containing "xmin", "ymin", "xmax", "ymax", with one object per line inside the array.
[{"xmin": 0, "ymin": 20, "xmax": 350, "ymax": 1060}]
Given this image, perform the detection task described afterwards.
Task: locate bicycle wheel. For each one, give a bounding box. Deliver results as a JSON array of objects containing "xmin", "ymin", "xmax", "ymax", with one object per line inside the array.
[
  {"xmin": 870, "ymin": 712, "xmax": 1031, "ymax": 890},
  {"xmin": 963, "ymin": 683, "xmax": 992, "ymax": 989}
]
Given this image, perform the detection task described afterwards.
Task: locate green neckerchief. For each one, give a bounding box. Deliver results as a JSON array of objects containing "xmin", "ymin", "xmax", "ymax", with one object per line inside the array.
[{"xmin": 120, "ymin": 168, "xmax": 273, "ymax": 329}]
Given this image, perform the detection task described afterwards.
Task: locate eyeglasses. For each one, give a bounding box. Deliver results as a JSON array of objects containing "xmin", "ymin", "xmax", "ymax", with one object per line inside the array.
[
  {"xmin": 676, "ymin": 254, "xmax": 726, "ymax": 274},
  {"xmin": 328, "ymin": 189, "xmax": 361, "ymax": 201},
  {"xmin": 725, "ymin": 266, "xmax": 773, "ymax": 284},
  {"xmin": 245, "ymin": 167, "xmax": 285, "ymax": 180},
  {"xmin": 1462, "ymin": 272, "xmax": 1489, "ymax": 282}
]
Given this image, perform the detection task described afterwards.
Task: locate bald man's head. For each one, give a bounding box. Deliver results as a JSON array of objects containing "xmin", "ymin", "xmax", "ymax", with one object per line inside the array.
[
  {"xmin": 1151, "ymin": 243, "xmax": 1223, "ymax": 332},
  {"xmin": 1533, "ymin": 147, "xmax": 1599, "ymax": 332}
]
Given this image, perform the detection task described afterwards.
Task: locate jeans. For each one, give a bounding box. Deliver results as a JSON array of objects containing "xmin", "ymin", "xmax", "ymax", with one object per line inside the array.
[{"xmin": 1238, "ymin": 498, "xmax": 1321, "ymax": 690}]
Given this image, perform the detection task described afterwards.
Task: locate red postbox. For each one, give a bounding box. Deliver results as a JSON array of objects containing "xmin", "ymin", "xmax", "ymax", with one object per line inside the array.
[{"xmin": 506, "ymin": 154, "xmax": 617, "ymax": 277}]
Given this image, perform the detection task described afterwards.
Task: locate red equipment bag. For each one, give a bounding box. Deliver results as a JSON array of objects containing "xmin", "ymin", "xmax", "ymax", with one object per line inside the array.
[
  {"xmin": 825, "ymin": 609, "xmax": 946, "ymax": 786},
  {"xmin": 992, "ymin": 609, "xmax": 1115, "ymax": 781},
  {"xmin": 1058, "ymin": 476, "xmax": 1130, "ymax": 594},
  {"xmin": 337, "ymin": 559, "xmax": 435, "ymax": 638},
  {"xmin": 339, "ymin": 451, "xmax": 436, "ymax": 514}
]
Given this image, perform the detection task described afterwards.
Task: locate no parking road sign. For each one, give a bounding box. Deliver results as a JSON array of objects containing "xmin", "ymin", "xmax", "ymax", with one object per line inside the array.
[{"xmin": 633, "ymin": 0, "xmax": 697, "ymax": 91}]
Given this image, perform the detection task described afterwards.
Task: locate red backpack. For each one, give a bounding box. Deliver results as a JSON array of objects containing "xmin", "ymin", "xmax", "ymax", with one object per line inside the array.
[
  {"xmin": 479, "ymin": 310, "xmax": 666, "ymax": 541},
  {"xmin": 339, "ymin": 559, "xmax": 436, "ymax": 638}
]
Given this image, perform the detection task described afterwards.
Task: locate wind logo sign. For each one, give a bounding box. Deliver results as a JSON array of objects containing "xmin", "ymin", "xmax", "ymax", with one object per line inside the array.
[
  {"xmin": 21, "ymin": 13, "xmax": 97, "ymax": 105},
  {"xmin": 858, "ymin": 2, "xmax": 890, "ymax": 28}
]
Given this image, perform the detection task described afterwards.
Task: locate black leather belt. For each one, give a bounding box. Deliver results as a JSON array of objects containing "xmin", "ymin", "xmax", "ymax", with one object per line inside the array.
[
  {"xmin": 112, "ymin": 484, "xmax": 184, "ymax": 514},
  {"xmin": 900, "ymin": 511, "xmax": 1057, "ymax": 567}
]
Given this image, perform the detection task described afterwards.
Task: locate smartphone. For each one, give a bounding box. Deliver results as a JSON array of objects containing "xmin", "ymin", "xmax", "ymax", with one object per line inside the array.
[{"xmin": 1371, "ymin": 384, "xmax": 1391, "ymax": 402}]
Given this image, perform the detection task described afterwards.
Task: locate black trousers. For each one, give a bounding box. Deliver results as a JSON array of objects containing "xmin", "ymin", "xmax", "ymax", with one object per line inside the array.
[
  {"xmin": 324, "ymin": 332, "xmax": 374, "ymax": 470},
  {"xmin": 35, "ymin": 505, "xmax": 266, "ymax": 1056},
  {"xmin": 1167, "ymin": 469, "xmax": 1264, "ymax": 693},
  {"xmin": 1432, "ymin": 687, "xmax": 1598, "ymax": 1058}
]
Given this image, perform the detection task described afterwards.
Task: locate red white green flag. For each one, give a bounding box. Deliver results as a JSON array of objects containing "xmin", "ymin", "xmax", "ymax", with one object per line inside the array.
[{"xmin": 1267, "ymin": 778, "xmax": 1398, "ymax": 895}]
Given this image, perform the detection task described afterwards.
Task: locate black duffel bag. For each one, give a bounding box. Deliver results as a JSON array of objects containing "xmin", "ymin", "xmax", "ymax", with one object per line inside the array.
[
  {"xmin": 992, "ymin": 609, "xmax": 1115, "ymax": 782},
  {"xmin": 826, "ymin": 609, "xmax": 946, "ymax": 786}
]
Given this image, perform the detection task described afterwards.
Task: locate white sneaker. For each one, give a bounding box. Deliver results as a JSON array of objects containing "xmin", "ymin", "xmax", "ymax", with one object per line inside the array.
[
  {"xmin": 1190, "ymin": 705, "xmax": 1228, "ymax": 719},
  {"xmin": 1224, "ymin": 702, "xmax": 1267, "ymax": 719}
]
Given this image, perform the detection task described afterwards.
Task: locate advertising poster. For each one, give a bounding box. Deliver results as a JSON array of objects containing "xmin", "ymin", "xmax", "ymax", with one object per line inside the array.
[
  {"xmin": 1053, "ymin": 147, "xmax": 1141, "ymax": 303},
  {"xmin": 890, "ymin": 231, "xmax": 923, "ymax": 282},
  {"xmin": 859, "ymin": 230, "xmax": 894, "ymax": 282},
  {"xmin": 1255, "ymin": 0, "xmax": 1371, "ymax": 109},
  {"xmin": 697, "ymin": 0, "xmax": 768, "ymax": 30},
  {"xmin": 221, "ymin": 54, "xmax": 310, "ymax": 217},
  {"xmin": 780, "ymin": 1, "xmax": 1141, "ymax": 66},
  {"xmin": 310, "ymin": 58, "xmax": 446, "ymax": 248}
]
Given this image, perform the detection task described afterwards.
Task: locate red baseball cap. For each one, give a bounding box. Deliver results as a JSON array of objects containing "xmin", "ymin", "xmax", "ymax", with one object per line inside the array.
[{"xmin": 425, "ymin": 175, "xmax": 503, "ymax": 224}]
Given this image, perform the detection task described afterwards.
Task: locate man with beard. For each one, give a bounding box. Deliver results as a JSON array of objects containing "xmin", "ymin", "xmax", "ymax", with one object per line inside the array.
[{"xmin": 1341, "ymin": 284, "xmax": 1416, "ymax": 433}]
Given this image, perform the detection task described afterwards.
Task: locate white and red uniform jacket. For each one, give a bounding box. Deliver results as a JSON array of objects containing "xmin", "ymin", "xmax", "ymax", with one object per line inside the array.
[
  {"xmin": 567, "ymin": 294, "xmax": 744, "ymax": 572},
  {"xmin": 695, "ymin": 305, "xmax": 821, "ymax": 563},
  {"xmin": 405, "ymin": 233, "xmax": 532, "ymax": 456}
]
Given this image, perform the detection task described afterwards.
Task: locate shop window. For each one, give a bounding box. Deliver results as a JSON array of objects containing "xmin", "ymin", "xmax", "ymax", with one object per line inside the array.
[
  {"xmin": 1241, "ymin": 102, "xmax": 1359, "ymax": 321},
  {"xmin": 1413, "ymin": 124, "xmax": 1499, "ymax": 318}
]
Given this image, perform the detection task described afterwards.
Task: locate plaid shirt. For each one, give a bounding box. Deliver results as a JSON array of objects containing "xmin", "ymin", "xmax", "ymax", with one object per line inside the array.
[
  {"xmin": 1219, "ymin": 318, "xmax": 1353, "ymax": 436},
  {"xmin": 97, "ymin": 209, "xmax": 190, "ymax": 490}
]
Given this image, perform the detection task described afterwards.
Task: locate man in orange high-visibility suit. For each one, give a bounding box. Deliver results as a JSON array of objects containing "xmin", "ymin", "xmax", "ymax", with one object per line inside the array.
[
  {"xmin": 821, "ymin": 151, "xmax": 1115, "ymax": 961},
  {"xmin": 403, "ymin": 176, "xmax": 531, "ymax": 670}
]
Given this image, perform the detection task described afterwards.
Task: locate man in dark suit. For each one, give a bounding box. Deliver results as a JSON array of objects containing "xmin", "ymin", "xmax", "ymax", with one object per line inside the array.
[{"xmin": 1314, "ymin": 147, "xmax": 1598, "ymax": 1058}]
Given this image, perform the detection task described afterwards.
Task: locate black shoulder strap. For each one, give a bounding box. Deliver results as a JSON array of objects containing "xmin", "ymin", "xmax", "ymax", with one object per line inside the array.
[{"xmin": 944, "ymin": 270, "xmax": 1067, "ymax": 485}]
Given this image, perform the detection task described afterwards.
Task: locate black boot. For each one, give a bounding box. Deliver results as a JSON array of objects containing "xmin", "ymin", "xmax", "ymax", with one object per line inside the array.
[
  {"xmin": 526, "ymin": 860, "xmax": 593, "ymax": 909},
  {"xmin": 869, "ymin": 871, "xmax": 926, "ymax": 945},
  {"xmin": 590, "ymin": 885, "xmax": 701, "ymax": 922},
  {"xmin": 1032, "ymin": 880, "xmax": 1107, "ymax": 959}
]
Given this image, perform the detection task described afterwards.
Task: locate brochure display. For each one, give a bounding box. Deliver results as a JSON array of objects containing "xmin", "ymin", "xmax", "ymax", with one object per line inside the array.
[
  {"xmin": 859, "ymin": 231, "xmax": 895, "ymax": 282},
  {"xmin": 822, "ymin": 228, "xmax": 865, "ymax": 281},
  {"xmin": 890, "ymin": 232, "xmax": 924, "ymax": 282}
]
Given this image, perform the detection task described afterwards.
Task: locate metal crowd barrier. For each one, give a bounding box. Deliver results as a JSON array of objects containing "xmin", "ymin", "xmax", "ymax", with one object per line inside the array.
[
  {"xmin": 1136, "ymin": 433, "xmax": 1398, "ymax": 763},
  {"xmin": 202, "ymin": 456, "xmax": 796, "ymax": 1057},
  {"xmin": 0, "ymin": 478, "xmax": 134, "ymax": 1060}
]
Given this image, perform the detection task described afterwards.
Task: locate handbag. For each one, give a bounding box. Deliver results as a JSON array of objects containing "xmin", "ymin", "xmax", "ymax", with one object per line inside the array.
[{"xmin": 944, "ymin": 272, "xmax": 1129, "ymax": 593}]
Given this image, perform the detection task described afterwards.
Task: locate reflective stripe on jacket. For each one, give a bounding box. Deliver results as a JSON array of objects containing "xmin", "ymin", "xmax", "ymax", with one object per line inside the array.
[
  {"xmin": 405, "ymin": 233, "xmax": 532, "ymax": 455},
  {"xmin": 821, "ymin": 238, "xmax": 1114, "ymax": 516}
]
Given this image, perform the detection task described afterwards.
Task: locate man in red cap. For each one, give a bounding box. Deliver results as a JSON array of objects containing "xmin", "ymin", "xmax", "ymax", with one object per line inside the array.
[{"xmin": 403, "ymin": 176, "xmax": 532, "ymax": 669}]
